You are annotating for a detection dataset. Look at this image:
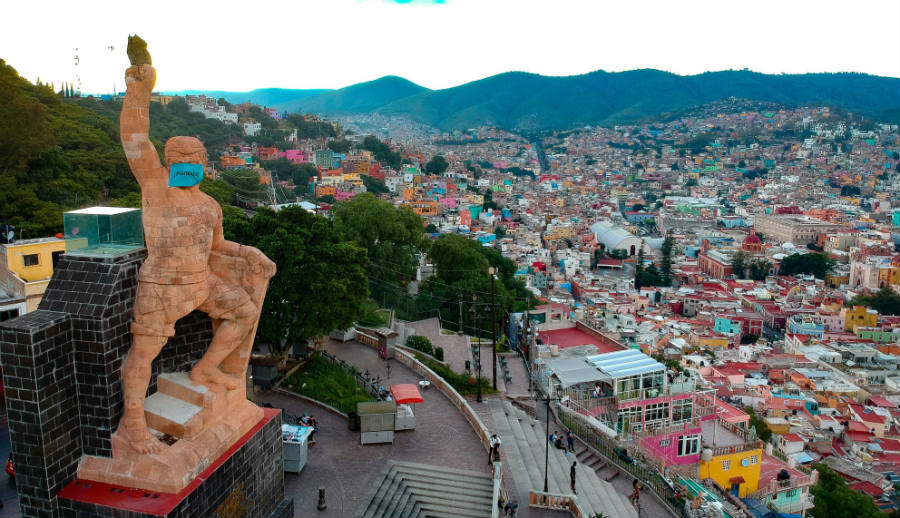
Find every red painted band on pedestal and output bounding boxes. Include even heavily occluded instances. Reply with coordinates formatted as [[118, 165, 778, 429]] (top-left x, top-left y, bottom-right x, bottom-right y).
[[58, 408, 280, 516]]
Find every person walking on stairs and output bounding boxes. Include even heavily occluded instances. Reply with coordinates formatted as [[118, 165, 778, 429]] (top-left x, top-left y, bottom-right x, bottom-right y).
[[570, 460, 577, 494], [630, 478, 642, 513], [566, 430, 575, 452], [489, 434, 502, 465]]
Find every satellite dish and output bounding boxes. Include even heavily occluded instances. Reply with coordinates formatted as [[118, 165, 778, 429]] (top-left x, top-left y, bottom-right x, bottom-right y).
[[0, 223, 14, 244]]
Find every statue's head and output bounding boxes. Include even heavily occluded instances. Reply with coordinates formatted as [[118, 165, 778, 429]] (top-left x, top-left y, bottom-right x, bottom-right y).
[[164, 136, 208, 189]]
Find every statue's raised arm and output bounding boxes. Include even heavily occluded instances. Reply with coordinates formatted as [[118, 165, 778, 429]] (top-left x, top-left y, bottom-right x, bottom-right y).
[[120, 35, 164, 186]]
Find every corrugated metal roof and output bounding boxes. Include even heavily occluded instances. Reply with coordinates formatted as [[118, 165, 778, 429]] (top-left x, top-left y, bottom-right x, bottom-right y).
[[586, 349, 664, 378]]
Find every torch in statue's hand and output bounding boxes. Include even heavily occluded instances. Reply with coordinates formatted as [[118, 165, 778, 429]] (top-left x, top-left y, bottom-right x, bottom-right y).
[[125, 34, 156, 92]]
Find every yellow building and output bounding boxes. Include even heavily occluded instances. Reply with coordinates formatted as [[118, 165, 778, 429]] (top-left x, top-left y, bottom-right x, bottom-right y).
[[699, 446, 762, 497], [0, 237, 67, 312], [825, 272, 849, 288], [841, 305, 878, 333]]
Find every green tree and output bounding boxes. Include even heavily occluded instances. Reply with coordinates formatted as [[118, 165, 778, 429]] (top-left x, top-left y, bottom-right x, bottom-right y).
[[659, 231, 675, 286], [362, 135, 402, 170], [731, 251, 749, 279], [332, 193, 425, 303], [362, 174, 389, 194], [425, 155, 449, 175], [317, 195, 336, 204], [747, 260, 772, 281], [424, 223, 439, 234], [494, 226, 507, 239], [778, 253, 835, 279], [744, 407, 772, 443], [292, 162, 318, 186], [223, 207, 369, 363], [850, 287, 900, 316], [220, 168, 267, 200], [632, 203, 645, 212], [809, 463, 882, 518], [327, 139, 352, 154], [199, 177, 236, 207]]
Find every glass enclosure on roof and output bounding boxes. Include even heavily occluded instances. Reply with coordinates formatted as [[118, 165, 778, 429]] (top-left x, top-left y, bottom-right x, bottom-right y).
[[587, 349, 667, 401], [64, 207, 144, 257]]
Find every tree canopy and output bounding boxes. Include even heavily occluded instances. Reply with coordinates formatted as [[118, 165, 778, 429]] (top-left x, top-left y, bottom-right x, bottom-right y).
[[332, 193, 425, 303], [809, 463, 882, 518], [425, 155, 449, 175], [362, 136, 402, 170], [850, 287, 900, 316], [778, 252, 835, 279], [223, 206, 369, 360]]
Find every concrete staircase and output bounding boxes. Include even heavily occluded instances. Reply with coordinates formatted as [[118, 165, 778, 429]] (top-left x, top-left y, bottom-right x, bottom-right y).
[[488, 399, 637, 518], [356, 461, 495, 518]]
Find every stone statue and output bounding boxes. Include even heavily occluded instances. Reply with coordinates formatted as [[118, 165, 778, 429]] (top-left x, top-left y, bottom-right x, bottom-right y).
[[117, 38, 275, 454]]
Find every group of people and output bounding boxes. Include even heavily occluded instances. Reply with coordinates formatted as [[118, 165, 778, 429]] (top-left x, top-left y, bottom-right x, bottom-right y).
[[488, 428, 643, 512], [548, 430, 575, 453]]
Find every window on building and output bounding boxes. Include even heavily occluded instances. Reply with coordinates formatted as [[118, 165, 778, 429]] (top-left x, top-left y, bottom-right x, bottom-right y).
[[678, 434, 700, 456], [0, 309, 20, 322], [645, 402, 670, 422], [23, 254, 39, 267], [672, 399, 694, 423], [722, 459, 731, 471], [750, 455, 759, 465]]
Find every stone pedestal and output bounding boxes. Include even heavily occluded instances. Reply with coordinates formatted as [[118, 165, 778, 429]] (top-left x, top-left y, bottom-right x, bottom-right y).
[[58, 408, 290, 518], [0, 250, 289, 518]]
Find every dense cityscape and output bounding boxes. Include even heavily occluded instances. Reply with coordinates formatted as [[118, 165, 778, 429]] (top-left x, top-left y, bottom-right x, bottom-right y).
[[1, 10, 899, 518]]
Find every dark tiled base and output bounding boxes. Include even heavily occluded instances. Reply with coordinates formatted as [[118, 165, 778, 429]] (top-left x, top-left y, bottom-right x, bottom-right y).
[[58, 410, 287, 518]]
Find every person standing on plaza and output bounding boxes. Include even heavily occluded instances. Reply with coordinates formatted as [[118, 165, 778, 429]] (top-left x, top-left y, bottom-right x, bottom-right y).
[[566, 430, 575, 452], [570, 460, 577, 494]]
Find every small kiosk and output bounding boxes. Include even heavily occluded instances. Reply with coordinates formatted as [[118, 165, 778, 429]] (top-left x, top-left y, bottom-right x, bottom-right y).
[[390, 384, 423, 431], [358, 401, 397, 445], [281, 423, 313, 473]]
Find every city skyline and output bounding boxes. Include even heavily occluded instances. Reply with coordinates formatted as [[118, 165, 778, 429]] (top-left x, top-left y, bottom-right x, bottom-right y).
[[3, 0, 899, 95]]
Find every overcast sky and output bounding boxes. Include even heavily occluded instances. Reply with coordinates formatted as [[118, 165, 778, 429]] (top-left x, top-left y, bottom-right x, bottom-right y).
[[4, 0, 899, 95]]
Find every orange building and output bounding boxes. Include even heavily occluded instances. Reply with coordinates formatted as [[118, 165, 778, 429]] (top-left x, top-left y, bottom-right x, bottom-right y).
[[315, 185, 337, 198]]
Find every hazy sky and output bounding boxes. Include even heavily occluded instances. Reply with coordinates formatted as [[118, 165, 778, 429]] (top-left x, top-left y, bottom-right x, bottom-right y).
[[4, 0, 899, 94]]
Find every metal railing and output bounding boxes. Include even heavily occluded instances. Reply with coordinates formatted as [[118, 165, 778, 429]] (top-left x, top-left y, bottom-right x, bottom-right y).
[[320, 350, 389, 401], [529, 491, 584, 517], [555, 403, 684, 517]]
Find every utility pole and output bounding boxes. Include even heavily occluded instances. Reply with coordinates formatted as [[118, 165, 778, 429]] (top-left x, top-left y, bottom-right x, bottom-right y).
[[535, 391, 561, 493], [490, 266, 497, 390], [470, 295, 481, 403]]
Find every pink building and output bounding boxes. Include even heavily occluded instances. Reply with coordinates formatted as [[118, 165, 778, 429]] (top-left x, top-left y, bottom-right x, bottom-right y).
[[439, 197, 457, 208], [335, 191, 355, 201], [278, 149, 306, 164]]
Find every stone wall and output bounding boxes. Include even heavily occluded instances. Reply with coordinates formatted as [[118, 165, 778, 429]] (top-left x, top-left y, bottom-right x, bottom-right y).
[[0, 250, 213, 518]]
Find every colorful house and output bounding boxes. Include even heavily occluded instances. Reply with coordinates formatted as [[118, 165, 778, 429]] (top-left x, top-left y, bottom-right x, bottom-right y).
[[0, 237, 67, 312]]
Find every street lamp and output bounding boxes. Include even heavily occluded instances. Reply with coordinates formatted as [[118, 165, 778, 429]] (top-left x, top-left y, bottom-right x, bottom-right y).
[[534, 388, 562, 493], [470, 295, 482, 403], [489, 266, 497, 391]]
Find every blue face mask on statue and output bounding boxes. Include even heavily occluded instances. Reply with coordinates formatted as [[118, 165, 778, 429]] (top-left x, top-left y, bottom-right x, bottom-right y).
[[168, 163, 204, 187]]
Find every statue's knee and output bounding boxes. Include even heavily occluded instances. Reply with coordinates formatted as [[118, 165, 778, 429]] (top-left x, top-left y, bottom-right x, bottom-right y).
[[235, 300, 257, 323]]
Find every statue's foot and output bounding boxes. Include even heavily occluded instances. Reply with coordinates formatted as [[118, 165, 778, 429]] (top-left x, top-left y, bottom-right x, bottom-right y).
[[190, 364, 239, 390], [119, 418, 165, 454]]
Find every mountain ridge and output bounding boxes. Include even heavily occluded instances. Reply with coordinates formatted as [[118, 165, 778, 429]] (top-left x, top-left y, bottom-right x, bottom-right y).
[[169, 69, 900, 129]]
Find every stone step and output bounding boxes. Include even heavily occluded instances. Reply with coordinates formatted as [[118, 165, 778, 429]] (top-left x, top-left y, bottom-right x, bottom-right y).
[[399, 474, 494, 498], [486, 399, 532, 504], [512, 406, 636, 518], [512, 406, 567, 494], [143, 391, 204, 439], [157, 372, 214, 409], [501, 405, 546, 491], [373, 470, 407, 518], [390, 460, 492, 481]]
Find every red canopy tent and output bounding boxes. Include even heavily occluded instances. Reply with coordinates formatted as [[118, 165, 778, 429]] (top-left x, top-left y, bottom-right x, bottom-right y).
[[390, 384, 424, 404], [390, 384, 423, 431]]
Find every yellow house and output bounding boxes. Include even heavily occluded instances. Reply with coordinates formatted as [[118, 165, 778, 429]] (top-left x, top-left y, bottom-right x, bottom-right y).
[[841, 305, 878, 333], [0, 237, 67, 312], [699, 446, 762, 497]]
